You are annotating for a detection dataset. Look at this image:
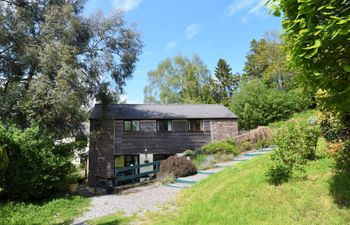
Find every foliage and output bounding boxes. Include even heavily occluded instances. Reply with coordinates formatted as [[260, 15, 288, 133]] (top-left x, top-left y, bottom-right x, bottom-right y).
[[266, 124, 319, 184], [159, 156, 197, 178], [301, 126, 320, 160], [334, 140, 350, 173], [182, 150, 194, 158], [0, 0, 142, 139], [318, 111, 350, 142], [0, 196, 89, 225], [202, 139, 240, 155], [0, 123, 83, 201], [266, 124, 304, 184], [210, 59, 240, 106], [0, 145, 8, 191], [243, 32, 298, 90], [268, 0, 350, 113], [144, 54, 213, 104], [230, 79, 310, 130]]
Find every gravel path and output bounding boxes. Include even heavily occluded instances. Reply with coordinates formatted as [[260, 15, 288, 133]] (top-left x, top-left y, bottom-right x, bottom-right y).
[[72, 184, 180, 224]]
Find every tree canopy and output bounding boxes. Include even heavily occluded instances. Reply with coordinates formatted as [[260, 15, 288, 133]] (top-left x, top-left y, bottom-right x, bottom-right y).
[[144, 54, 212, 104]]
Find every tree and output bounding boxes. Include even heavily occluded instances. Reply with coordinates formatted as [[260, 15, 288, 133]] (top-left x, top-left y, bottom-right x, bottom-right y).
[[144, 54, 213, 104], [268, 0, 350, 113], [211, 59, 240, 106], [230, 79, 310, 130], [0, 0, 143, 138], [243, 32, 297, 90], [0, 0, 142, 200]]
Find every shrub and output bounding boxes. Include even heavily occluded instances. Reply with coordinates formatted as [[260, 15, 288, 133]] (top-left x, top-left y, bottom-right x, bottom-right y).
[[202, 139, 240, 155], [156, 172, 175, 184], [318, 111, 347, 142], [183, 150, 194, 158], [334, 140, 350, 173], [301, 126, 320, 160], [159, 156, 197, 178], [266, 124, 308, 184], [0, 123, 82, 200]]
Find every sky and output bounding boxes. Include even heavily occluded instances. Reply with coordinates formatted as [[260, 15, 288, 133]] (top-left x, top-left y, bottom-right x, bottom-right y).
[[84, 0, 282, 103]]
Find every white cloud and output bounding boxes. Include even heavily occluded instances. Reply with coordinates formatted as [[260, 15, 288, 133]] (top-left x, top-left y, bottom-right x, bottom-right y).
[[185, 24, 201, 39], [248, 0, 267, 15], [228, 0, 268, 16], [228, 0, 254, 15], [113, 0, 142, 12], [165, 41, 177, 51]]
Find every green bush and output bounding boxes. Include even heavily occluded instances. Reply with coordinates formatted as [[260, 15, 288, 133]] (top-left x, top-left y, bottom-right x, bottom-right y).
[[202, 139, 240, 155], [301, 126, 320, 160], [230, 79, 311, 130], [0, 123, 82, 200], [159, 156, 197, 178], [334, 140, 350, 173], [183, 150, 194, 158], [266, 124, 309, 184]]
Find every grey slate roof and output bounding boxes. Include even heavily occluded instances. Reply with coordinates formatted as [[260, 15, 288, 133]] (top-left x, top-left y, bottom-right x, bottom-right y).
[[89, 104, 237, 120]]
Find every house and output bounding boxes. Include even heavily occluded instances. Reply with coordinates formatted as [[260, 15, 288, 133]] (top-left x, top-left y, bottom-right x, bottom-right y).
[[88, 104, 238, 186]]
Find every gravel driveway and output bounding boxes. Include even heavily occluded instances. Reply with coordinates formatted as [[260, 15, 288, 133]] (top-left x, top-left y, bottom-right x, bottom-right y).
[[72, 184, 181, 224]]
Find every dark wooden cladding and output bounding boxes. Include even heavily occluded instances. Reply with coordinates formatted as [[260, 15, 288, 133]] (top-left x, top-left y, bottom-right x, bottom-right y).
[[114, 120, 211, 155]]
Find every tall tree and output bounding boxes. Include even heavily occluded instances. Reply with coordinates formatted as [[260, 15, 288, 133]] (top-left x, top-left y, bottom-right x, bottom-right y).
[[0, 0, 143, 138], [243, 32, 296, 90], [211, 59, 240, 106], [144, 54, 213, 104]]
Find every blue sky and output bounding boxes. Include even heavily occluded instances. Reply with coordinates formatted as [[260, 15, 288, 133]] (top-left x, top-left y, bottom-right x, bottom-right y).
[[84, 0, 281, 103]]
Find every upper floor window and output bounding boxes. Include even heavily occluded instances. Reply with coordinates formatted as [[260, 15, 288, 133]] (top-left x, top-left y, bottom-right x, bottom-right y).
[[157, 120, 172, 132], [123, 120, 140, 132], [188, 120, 203, 131]]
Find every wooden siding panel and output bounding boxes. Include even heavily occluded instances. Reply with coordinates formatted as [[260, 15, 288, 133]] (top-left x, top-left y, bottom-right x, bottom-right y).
[[114, 119, 211, 155]]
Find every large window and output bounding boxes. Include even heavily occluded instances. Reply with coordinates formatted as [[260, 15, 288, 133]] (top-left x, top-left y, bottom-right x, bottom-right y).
[[123, 120, 140, 131], [157, 120, 172, 132], [188, 120, 203, 131]]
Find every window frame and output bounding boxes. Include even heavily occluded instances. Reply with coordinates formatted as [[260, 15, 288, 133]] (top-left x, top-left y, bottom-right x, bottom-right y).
[[188, 119, 203, 132], [156, 120, 173, 132], [123, 120, 140, 132]]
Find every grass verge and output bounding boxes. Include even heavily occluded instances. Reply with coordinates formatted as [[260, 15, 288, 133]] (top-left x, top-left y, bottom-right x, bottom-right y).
[[86, 213, 134, 225], [0, 195, 89, 225]]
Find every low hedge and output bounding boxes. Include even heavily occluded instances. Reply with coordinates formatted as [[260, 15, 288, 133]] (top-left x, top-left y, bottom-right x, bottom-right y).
[[202, 139, 240, 155]]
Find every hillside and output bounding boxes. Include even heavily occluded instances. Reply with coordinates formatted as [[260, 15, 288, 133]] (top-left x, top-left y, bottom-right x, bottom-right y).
[[138, 110, 350, 225]]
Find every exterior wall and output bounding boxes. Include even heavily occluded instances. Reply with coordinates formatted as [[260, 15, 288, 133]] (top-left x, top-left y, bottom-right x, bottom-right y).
[[88, 119, 115, 186], [114, 120, 211, 155], [211, 119, 239, 141]]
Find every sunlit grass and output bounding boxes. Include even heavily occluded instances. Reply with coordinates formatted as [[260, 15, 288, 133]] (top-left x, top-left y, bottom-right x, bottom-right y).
[[0, 196, 90, 225]]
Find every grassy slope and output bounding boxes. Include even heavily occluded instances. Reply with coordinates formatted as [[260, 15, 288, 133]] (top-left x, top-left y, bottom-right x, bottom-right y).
[[0, 196, 89, 225], [138, 110, 350, 225]]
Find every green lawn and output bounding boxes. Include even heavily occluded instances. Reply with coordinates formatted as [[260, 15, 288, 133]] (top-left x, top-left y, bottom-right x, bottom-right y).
[[0, 196, 90, 225], [87, 213, 134, 225], [140, 148, 350, 225]]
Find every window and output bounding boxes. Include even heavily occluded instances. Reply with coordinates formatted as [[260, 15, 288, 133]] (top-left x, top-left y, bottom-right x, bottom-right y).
[[157, 120, 172, 132], [123, 120, 140, 131], [188, 120, 203, 131]]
